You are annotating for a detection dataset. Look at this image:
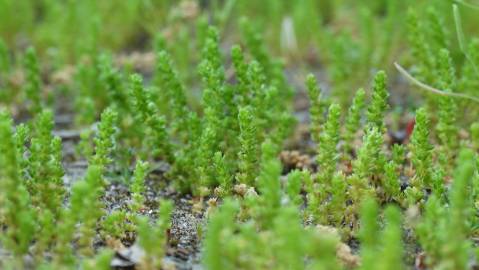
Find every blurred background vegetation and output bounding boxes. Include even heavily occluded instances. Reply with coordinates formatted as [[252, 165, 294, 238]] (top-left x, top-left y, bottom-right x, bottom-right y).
[[2, 1, 475, 65], [1, 0, 479, 118]]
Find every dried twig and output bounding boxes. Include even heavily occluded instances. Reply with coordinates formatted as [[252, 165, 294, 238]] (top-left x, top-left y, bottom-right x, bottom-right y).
[[394, 62, 479, 103], [454, 0, 479, 10]]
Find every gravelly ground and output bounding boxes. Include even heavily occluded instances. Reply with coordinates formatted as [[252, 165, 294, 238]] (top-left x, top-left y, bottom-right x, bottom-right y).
[[58, 126, 205, 269]]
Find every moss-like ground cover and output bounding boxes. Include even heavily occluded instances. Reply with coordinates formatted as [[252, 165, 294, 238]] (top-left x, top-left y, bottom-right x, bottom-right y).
[[1, 1, 479, 269]]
